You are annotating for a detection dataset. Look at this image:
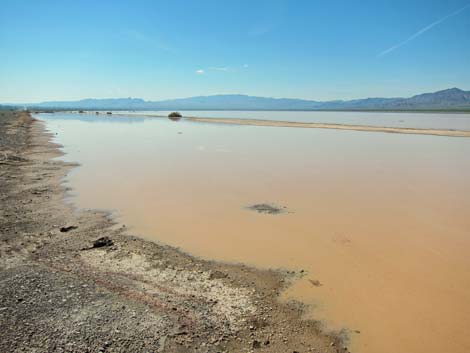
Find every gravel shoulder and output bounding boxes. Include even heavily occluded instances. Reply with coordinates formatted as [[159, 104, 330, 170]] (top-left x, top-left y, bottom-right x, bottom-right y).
[[0, 111, 345, 353]]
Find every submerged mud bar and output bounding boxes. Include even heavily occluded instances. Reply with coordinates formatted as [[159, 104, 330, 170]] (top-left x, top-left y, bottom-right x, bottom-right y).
[[247, 203, 289, 215]]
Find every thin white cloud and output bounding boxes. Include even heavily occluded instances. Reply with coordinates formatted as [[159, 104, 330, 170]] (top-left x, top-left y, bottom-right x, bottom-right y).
[[197, 65, 247, 73], [209, 67, 229, 71], [378, 3, 470, 57]]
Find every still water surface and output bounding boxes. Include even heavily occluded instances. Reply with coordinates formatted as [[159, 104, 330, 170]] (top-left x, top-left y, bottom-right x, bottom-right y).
[[118, 110, 470, 130], [38, 112, 470, 353]]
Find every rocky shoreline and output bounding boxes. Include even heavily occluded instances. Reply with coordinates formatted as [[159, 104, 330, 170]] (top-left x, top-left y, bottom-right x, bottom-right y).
[[0, 111, 345, 353]]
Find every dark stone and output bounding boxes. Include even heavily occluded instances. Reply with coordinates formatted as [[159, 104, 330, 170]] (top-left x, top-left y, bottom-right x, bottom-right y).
[[92, 237, 114, 248], [59, 225, 78, 233]]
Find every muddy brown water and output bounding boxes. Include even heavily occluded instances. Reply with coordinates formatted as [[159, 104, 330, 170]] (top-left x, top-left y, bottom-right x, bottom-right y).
[[38, 112, 470, 353]]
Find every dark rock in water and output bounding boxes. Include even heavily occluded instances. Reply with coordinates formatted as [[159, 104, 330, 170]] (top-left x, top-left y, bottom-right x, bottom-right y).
[[60, 225, 78, 233], [92, 236, 114, 248], [168, 112, 182, 121], [247, 203, 285, 215]]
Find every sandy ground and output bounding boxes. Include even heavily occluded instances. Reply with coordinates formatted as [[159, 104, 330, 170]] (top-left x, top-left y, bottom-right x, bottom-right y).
[[0, 111, 344, 353]]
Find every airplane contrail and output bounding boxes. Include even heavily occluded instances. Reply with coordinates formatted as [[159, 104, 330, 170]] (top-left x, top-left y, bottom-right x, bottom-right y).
[[378, 3, 470, 57]]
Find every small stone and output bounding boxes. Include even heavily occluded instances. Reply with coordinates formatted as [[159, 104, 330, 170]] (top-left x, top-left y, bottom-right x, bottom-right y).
[[92, 236, 113, 248], [60, 225, 78, 232]]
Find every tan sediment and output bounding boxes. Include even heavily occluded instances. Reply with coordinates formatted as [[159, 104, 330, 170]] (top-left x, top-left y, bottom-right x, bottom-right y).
[[185, 116, 470, 137]]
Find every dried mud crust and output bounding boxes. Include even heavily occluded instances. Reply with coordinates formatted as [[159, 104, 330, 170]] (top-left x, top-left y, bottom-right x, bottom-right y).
[[0, 111, 347, 353]]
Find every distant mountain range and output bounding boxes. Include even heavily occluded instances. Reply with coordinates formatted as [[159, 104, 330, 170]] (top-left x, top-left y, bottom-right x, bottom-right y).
[[6, 88, 470, 111]]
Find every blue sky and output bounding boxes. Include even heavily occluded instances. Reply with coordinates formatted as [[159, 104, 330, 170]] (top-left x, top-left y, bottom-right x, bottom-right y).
[[1, 0, 469, 103]]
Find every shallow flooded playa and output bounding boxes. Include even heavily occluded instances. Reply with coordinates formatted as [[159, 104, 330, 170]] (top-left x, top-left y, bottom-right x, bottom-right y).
[[38, 112, 470, 353], [118, 109, 470, 130]]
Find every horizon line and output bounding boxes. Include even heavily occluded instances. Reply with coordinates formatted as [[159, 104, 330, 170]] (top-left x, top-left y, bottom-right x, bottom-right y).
[[1, 87, 467, 106]]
